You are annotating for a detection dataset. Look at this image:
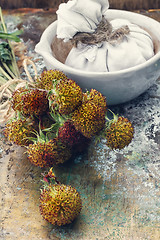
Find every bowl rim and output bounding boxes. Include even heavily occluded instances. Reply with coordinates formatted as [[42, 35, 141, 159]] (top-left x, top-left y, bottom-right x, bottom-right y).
[[36, 9, 160, 77]]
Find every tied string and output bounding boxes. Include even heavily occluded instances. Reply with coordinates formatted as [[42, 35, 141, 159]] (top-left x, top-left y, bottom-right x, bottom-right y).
[[0, 58, 38, 124], [72, 18, 130, 46]]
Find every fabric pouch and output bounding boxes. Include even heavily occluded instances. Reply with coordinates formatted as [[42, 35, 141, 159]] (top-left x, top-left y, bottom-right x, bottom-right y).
[[56, 0, 154, 72]]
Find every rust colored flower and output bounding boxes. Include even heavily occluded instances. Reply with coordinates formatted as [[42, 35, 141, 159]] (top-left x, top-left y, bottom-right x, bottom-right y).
[[12, 88, 49, 117], [4, 118, 37, 146], [58, 120, 89, 147], [36, 69, 68, 90], [22, 88, 49, 117], [27, 138, 72, 167], [39, 183, 82, 226], [11, 87, 28, 112], [105, 116, 134, 150]]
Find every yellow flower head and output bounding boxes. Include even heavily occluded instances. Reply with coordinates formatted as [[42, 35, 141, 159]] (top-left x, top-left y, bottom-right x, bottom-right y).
[[36, 69, 68, 90], [4, 118, 37, 146], [50, 78, 83, 115], [105, 116, 134, 150], [39, 184, 82, 226], [72, 101, 106, 138]]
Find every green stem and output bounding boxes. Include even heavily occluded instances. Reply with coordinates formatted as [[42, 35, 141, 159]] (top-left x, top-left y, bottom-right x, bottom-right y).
[[10, 49, 20, 78], [105, 109, 118, 129], [0, 7, 7, 33], [2, 62, 16, 79], [105, 109, 118, 121], [0, 66, 12, 80]]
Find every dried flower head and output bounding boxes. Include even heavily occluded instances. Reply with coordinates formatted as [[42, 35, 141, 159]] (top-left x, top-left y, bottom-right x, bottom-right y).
[[58, 120, 88, 147], [4, 118, 37, 146], [72, 101, 106, 138], [22, 88, 49, 117], [83, 89, 107, 111], [12, 88, 49, 117], [11, 87, 28, 112], [27, 138, 72, 167], [105, 116, 134, 150], [39, 183, 82, 226], [49, 78, 83, 115], [36, 69, 68, 90]]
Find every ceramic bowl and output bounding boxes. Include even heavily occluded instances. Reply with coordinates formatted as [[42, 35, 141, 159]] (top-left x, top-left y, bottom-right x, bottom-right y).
[[35, 9, 160, 105]]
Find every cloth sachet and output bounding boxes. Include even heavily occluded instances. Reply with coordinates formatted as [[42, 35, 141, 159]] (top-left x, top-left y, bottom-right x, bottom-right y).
[[56, 0, 109, 41], [65, 19, 154, 72], [56, 0, 154, 72]]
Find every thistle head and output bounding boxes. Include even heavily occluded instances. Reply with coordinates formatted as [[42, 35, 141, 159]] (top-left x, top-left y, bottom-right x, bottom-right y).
[[11, 87, 28, 112], [3, 117, 38, 146], [83, 89, 107, 112], [21, 88, 49, 117], [49, 78, 83, 115], [11, 87, 49, 117], [27, 137, 72, 167], [105, 115, 134, 150], [39, 169, 82, 226], [36, 69, 68, 90], [57, 119, 91, 153], [72, 101, 106, 138]]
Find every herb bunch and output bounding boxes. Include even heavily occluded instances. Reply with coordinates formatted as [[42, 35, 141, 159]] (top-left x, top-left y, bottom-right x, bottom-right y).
[[0, 7, 22, 85]]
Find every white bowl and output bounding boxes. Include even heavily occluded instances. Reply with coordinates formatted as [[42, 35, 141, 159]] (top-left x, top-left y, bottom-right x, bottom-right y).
[[35, 9, 160, 105]]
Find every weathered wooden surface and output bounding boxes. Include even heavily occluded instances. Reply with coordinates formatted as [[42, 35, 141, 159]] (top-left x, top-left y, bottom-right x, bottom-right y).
[[0, 9, 160, 240], [1, 0, 160, 10]]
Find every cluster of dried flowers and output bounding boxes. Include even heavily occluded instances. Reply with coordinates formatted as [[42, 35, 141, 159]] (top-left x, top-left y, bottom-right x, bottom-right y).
[[0, 7, 133, 228], [3, 69, 134, 226]]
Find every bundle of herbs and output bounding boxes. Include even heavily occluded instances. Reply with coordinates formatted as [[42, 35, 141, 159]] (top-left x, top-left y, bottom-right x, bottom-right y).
[[0, 7, 22, 85]]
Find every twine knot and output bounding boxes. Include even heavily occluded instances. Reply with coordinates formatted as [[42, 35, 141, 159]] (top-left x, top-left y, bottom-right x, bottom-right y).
[[72, 18, 130, 46]]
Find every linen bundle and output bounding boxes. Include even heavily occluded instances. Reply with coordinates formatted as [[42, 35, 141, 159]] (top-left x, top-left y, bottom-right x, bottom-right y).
[[56, 0, 154, 72]]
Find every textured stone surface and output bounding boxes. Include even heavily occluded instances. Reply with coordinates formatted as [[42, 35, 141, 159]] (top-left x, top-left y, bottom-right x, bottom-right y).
[[0, 8, 160, 240]]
